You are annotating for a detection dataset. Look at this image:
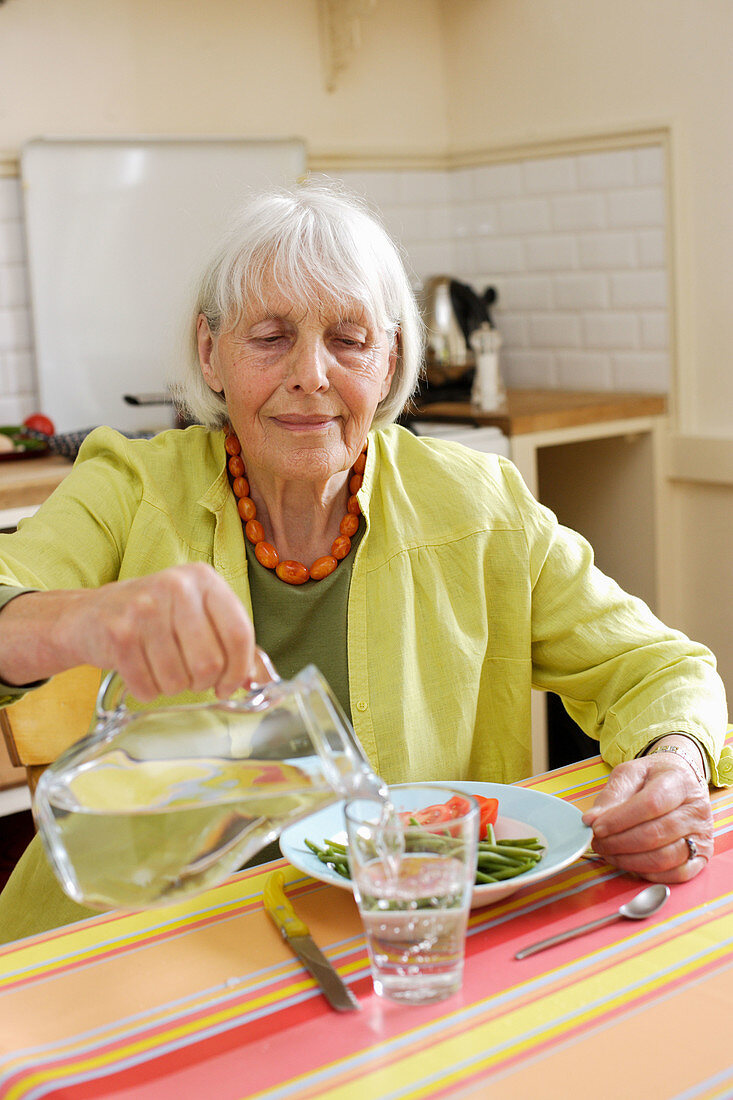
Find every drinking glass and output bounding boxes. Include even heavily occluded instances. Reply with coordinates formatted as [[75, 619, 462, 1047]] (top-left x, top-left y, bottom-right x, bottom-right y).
[[345, 784, 479, 1005]]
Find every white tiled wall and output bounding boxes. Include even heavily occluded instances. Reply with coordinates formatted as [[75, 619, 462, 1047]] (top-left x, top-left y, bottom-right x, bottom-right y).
[[337, 144, 670, 393], [0, 177, 36, 423], [0, 145, 669, 415]]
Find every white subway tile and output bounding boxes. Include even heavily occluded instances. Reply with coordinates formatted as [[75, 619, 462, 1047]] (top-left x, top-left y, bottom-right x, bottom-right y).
[[0, 394, 37, 422], [452, 201, 497, 238], [498, 197, 552, 235], [450, 169, 475, 203], [583, 311, 640, 349], [398, 170, 451, 204], [551, 194, 607, 231], [3, 349, 36, 394], [524, 235, 577, 271], [0, 308, 32, 352], [425, 206, 456, 240], [405, 241, 456, 278], [472, 162, 523, 200], [640, 311, 669, 349], [577, 150, 635, 190], [611, 352, 670, 391], [0, 221, 25, 265], [607, 187, 665, 228], [495, 275, 553, 311], [0, 179, 22, 221], [637, 228, 666, 267], [552, 274, 609, 310], [522, 156, 577, 194], [500, 349, 556, 388], [336, 170, 403, 207], [0, 264, 29, 308], [610, 270, 668, 308], [453, 239, 477, 273], [578, 231, 637, 270], [555, 351, 613, 389], [474, 237, 525, 274], [381, 205, 428, 242], [496, 315, 530, 348], [634, 145, 665, 185], [528, 313, 582, 348]]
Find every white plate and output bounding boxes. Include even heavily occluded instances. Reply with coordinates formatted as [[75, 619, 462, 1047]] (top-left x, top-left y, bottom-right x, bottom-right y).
[[280, 781, 593, 909]]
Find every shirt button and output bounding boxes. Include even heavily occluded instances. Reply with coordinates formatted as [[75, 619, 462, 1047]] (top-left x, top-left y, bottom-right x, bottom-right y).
[[356, 700, 368, 712]]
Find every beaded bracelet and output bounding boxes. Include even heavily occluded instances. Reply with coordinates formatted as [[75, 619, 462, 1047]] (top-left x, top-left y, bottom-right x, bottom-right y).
[[645, 743, 706, 786]]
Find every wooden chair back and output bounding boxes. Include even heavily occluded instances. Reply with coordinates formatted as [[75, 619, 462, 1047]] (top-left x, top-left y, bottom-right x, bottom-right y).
[[0, 665, 102, 795]]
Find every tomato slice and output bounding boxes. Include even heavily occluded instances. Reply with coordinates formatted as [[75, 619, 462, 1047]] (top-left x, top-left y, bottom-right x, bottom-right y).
[[398, 794, 497, 837], [474, 795, 499, 838], [398, 803, 454, 828], [444, 795, 472, 818]]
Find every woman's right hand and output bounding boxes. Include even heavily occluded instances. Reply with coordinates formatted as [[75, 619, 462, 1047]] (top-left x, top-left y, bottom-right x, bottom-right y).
[[1, 564, 260, 702]]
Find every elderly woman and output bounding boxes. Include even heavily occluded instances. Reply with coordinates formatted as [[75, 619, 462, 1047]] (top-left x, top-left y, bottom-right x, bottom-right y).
[[0, 182, 729, 942]]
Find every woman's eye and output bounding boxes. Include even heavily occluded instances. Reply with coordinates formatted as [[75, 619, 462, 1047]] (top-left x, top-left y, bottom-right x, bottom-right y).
[[334, 333, 365, 348], [253, 332, 287, 345]]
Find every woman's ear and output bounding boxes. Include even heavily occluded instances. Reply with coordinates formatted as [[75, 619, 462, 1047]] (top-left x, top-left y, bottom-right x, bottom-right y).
[[197, 314, 224, 393], [380, 327, 399, 400]]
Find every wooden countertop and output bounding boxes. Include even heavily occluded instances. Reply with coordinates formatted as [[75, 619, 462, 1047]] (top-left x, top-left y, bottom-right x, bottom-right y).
[[0, 454, 73, 511], [0, 390, 669, 512], [409, 389, 667, 436]]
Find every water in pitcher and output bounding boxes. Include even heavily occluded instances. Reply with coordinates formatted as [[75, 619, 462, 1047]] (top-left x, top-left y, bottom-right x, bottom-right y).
[[41, 756, 340, 909], [34, 665, 386, 911]]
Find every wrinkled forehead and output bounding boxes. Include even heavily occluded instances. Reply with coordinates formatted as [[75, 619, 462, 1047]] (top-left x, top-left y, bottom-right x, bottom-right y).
[[241, 291, 374, 331]]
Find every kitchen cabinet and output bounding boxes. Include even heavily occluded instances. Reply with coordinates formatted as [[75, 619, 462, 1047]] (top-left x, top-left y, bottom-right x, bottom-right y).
[[409, 389, 669, 773]]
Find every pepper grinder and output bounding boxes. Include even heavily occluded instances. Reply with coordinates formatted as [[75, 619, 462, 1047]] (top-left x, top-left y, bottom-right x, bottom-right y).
[[469, 324, 505, 412]]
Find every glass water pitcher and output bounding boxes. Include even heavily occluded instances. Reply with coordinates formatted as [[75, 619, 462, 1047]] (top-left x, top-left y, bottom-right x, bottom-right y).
[[33, 655, 384, 911]]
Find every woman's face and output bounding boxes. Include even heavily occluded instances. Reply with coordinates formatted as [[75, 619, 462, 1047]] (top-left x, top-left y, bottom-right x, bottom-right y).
[[198, 281, 397, 485]]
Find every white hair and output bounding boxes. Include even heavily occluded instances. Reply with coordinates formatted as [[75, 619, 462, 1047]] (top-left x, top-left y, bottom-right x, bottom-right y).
[[172, 179, 424, 429]]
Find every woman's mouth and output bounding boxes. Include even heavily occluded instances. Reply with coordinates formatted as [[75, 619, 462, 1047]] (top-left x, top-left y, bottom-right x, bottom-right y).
[[273, 415, 337, 432]]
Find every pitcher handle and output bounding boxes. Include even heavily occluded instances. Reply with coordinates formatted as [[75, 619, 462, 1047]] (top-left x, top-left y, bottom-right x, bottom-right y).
[[95, 646, 281, 721]]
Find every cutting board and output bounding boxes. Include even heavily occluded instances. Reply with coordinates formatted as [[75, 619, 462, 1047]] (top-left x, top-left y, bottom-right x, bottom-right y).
[[21, 138, 306, 434]]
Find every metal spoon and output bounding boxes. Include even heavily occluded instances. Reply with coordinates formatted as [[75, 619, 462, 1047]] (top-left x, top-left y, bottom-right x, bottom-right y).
[[515, 883, 670, 959]]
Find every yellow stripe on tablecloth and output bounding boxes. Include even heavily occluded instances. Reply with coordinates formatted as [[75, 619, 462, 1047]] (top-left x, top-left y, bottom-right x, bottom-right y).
[[264, 912, 733, 1100], [525, 758, 610, 795], [2, 967, 325, 1100], [466, 863, 601, 931], [0, 863, 285, 989]]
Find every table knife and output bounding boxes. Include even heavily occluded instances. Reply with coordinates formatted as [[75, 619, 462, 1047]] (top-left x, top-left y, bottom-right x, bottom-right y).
[[264, 870, 360, 1012]]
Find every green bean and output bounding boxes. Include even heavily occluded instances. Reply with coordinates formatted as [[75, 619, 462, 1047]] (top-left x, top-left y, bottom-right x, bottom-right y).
[[306, 830, 546, 887], [478, 843, 543, 862]]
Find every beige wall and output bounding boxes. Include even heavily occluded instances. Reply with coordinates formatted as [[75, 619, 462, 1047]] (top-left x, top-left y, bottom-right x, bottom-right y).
[[438, 0, 733, 701], [0, 0, 448, 156]]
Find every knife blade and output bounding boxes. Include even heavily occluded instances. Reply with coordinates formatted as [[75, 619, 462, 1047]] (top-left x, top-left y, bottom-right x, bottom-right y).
[[264, 870, 360, 1012]]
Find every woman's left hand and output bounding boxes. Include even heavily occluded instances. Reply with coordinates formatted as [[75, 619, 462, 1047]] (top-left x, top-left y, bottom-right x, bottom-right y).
[[582, 754, 713, 882]]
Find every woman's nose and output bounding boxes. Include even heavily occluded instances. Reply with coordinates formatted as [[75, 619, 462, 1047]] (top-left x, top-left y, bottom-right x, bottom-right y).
[[286, 337, 330, 393]]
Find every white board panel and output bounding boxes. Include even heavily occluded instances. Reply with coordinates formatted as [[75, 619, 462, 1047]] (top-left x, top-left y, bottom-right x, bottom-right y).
[[22, 138, 306, 433]]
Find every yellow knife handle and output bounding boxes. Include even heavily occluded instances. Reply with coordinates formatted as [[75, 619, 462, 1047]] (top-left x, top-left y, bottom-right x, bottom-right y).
[[264, 870, 310, 939]]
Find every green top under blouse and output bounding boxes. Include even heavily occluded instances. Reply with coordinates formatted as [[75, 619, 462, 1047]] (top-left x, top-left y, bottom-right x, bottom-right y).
[[243, 522, 364, 722]]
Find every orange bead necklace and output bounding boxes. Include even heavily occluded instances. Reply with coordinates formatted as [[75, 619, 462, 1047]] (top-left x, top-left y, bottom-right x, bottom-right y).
[[224, 430, 365, 586]]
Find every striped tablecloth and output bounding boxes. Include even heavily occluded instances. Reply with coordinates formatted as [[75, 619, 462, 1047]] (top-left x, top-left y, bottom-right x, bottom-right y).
[[1, 736, 732, 1100]]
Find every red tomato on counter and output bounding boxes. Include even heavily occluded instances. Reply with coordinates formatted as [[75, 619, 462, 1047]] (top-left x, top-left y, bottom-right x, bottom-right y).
[[23, 414, 55, 436]]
